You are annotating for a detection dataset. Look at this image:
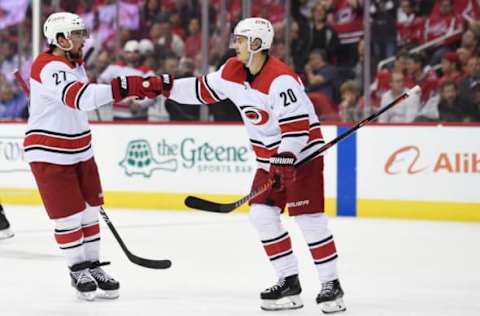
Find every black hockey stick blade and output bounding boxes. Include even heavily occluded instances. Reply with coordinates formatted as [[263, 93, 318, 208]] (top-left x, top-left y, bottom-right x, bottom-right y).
[[99, 208, 171, 269], [185, 86, 420, 214], [185, 179, 275, 213]]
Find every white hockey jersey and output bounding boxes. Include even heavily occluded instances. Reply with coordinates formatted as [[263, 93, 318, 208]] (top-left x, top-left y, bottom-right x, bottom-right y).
[[169, 56, 325, 170], [24, 52, 113, 165]]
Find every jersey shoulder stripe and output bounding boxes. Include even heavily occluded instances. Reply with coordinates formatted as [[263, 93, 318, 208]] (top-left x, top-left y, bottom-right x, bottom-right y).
[[252, 57, 301, 94], [220, 57, 301, 94], [31, 52, 75, 83], [220, 58, 247, 84]]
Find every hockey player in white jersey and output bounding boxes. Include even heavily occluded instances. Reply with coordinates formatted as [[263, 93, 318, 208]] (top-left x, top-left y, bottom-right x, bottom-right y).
[[24, 12, 171, 301], [167, 17, 346, 314]]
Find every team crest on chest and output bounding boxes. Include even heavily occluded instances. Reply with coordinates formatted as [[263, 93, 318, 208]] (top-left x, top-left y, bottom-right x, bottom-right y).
[[240, 105, 270, 125]]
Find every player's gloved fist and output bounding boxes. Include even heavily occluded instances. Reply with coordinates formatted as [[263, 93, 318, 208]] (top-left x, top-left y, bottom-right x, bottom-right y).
[[269, 152, 296, 191], [144, 74, 173, 98], [111, 75, 173, 102]]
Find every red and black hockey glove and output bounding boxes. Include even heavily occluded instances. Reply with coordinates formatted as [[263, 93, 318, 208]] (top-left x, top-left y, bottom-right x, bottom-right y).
[[269, 152, 296, 191], [111, 75, 173, 103]]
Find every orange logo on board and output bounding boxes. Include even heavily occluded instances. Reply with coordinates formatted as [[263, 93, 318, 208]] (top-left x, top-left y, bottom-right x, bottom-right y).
[[384, 146, 480, 175]]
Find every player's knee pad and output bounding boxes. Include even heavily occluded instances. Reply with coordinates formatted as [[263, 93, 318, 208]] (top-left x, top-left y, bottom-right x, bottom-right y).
[[54, 211, 83, 230], [82, 204, 100, 226], [249, 203, 283, 233], [294, 213, 330, 239]]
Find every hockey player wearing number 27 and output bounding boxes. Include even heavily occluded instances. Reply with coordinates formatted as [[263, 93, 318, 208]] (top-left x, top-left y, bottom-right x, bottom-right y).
[[168, 17, 346, 314], [23, 12, 171, 301]]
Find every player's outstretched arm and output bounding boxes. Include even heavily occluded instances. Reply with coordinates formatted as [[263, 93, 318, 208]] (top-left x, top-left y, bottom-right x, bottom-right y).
[[168, 69, 226, 105]]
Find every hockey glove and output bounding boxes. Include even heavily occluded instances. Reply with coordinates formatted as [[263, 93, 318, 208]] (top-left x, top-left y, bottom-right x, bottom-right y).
[[111, 75, 173, 103], [269, 152, 296, 191]]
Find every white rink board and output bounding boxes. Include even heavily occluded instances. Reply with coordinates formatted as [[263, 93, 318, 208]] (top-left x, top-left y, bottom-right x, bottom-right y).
[[0, 123, 337, 197], [357, 126, 480, 202]]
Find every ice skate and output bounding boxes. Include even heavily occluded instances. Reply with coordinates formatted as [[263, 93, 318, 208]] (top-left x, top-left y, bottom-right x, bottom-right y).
[[0, 205, 14, 240], [70, 261, 97, 301], [89, 261, 120, 299], [316, 279, 346, 314], [260, 274, 303, 311]]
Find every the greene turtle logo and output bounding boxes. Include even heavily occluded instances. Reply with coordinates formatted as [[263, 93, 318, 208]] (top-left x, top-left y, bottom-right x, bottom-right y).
[[119, 140, 177, 177]]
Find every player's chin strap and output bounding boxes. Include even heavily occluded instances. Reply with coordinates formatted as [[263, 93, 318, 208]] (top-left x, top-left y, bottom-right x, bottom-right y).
[[246, 37, 263, 68], [57, 39, 74, 52]]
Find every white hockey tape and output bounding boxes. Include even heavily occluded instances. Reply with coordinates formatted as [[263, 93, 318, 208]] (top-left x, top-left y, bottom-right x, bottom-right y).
[[409, 85, 421, 96]]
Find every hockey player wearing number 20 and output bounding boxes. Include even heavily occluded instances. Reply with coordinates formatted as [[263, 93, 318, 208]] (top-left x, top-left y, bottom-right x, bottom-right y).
[[24, 12, 171, 301], [168, 17, 346, 313]]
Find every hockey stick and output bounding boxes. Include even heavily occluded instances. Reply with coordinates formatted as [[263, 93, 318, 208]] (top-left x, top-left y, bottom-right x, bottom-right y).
[[185, 85, 421, 213], [14, 71, 171, 269], [99, 207, 171, 269]]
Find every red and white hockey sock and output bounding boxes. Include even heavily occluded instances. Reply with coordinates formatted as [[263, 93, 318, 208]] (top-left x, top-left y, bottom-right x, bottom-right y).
[[54, 212, 85, 266], [250, 204, 298, 278], [81, 205, 101, 262], [295, 213, 338, 282]]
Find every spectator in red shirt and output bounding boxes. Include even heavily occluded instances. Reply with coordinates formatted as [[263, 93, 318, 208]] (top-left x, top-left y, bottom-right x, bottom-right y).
[[396, 0, 423, 47], [184, 17, 201, 59], [370, 50, 411, 108], [438, 51, 464, 87], [406, 52, 439, 105], [423, 0, 463, 64], [326, 0, 364, 66]]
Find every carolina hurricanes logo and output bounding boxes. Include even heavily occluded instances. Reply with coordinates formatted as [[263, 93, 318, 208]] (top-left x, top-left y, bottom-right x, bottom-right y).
[[241, 106, 269, 125]]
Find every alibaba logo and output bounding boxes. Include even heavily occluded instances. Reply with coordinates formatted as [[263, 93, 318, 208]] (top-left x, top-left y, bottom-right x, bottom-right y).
[[384, 146, 428, 175]]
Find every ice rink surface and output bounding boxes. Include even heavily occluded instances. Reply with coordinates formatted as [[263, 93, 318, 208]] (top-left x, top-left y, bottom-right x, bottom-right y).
[[1, 205, 479, 316]]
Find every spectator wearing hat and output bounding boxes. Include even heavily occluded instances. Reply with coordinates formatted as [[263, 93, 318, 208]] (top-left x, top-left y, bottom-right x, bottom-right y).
[[138, 38, 156, 71], [406, 52, 438, 105], [438, 51, 464, 87]]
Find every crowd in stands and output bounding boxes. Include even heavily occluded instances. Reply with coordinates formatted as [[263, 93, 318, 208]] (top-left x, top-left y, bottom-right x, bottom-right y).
[[0, 0, 479, 123]]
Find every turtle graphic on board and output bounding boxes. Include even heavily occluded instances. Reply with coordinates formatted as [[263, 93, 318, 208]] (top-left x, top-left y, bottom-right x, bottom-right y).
[[119, 140, 177, 177]]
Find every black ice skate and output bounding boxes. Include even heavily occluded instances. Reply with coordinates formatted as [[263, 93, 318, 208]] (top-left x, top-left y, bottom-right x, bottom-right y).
[[89, 261, 120, 299], [316, 279, 347, 314], [260, 274, 303, 311], [0, 205, 14, 240], [69, 261, 97, 301]]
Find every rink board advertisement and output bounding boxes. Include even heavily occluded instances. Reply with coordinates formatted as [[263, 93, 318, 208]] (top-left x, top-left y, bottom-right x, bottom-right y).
[[1, 122, 478, 220], [0, 123, 337, 213], [356, 125, 480, 221]]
